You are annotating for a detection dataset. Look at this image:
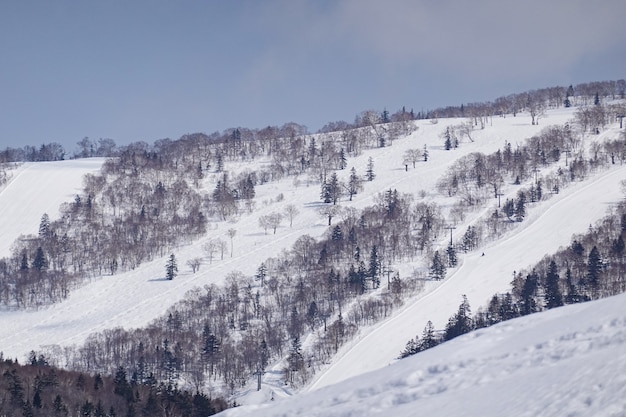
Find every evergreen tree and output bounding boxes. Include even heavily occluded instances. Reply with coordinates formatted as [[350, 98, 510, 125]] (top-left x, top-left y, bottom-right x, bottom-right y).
[[347, 167, 360, 201], [320, 179, 332, 203], [338, 148, 347, 170], [430, 251, 446, 280], [331, 225, 343, 241], [444, 295, 473, 341], [544, 260, 563, 309], [499, 292, 519, 321], [400, 336, 419, 358], [366, 157, 375, 181], [564, 267, 584, 304], [420, 320, 439, 350], [327, 172, 341, 205], [502, 198, 515, 220], [382, 108, 389, 123], [20, 253, 29, 271], [287, 337, 304, 377], [587, 246, 602, 297], [519, 271, 539, 315], [612, 234, 625, 256], [444, 127, 452, 150], [446, 243, 457, 267], [368, 245, 380, 288], [38, 213, 51, 240], [165, 254, 178, 280], [32, 247, 47, 271], [515, 190, 526, 222], [462, 226, 478, 252]]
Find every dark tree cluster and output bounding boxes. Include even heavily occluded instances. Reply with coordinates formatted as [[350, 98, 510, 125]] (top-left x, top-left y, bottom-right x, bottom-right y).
[[0, 352, 226, 417]]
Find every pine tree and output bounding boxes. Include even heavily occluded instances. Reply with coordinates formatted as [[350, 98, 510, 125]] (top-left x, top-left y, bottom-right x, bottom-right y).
[[328, 172, 341, 204], [444, 295, 473, 341], [519, 271, 538, 315], [38, 213, 51, 240], [320, 179, 332, 203], [382, 108, 389, 123], [369, 245, 380, 288], [339, 148, 347, 170], [515, 190, 526, 222], [348, 167, 360, 201], [165, 254, 178, 280], [331, 225, 343, 241], [32, 247, 47, 271], [420, 320, 439, 350], [446, 243, 457, 267], [587, 246, 602, 297], [564, 96, 571, 108], [430, 251, 446, 280], [366, 157, 375, 181], [544, 260, 563, 309]]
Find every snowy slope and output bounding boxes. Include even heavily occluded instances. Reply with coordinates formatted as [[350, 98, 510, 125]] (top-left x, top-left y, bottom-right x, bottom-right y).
[[0, 105, 624, 417], [219, 291, 626, 417], [0, 111, 575, 360], [308, 163, 626, 390], [0, 159, 105, 258]]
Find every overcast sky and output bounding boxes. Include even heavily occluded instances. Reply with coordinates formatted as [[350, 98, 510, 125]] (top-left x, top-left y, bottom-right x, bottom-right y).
[[1, 0, 625, 151]]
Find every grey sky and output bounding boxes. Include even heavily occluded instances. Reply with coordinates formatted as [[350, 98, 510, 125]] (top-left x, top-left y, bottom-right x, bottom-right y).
[[1, 0, 624, 151]]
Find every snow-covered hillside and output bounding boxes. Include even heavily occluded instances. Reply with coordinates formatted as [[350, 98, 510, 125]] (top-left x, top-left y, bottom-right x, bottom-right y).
[[1, 105, 625, 415], [219, 291, 626, 417], [308, 163, 626, 390], [0, 159, 105, 258]]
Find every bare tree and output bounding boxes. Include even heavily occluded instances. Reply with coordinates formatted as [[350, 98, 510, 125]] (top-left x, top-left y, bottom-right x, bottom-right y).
[[403, 149, 422, 169], [259, 215, 271, 235], [227, 228, 237, 257], [187, 258, 202, 273], [267, 212, 283, 234], [202, 240, 218, 264], [527, 90, 547, 125], [318, 205, 341, 226], [284, 204, 300, 228]]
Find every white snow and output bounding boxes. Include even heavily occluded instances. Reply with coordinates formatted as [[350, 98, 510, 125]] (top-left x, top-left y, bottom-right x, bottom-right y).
[[1, 106, 625, 416]]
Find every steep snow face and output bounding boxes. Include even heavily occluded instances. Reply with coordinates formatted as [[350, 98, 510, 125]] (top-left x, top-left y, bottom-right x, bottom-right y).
[[0, 159, 105, 258], [218, 291, 626, 417]]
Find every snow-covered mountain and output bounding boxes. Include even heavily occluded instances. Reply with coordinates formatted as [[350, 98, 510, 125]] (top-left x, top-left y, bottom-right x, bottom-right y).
[[1, 103, 625, 416]]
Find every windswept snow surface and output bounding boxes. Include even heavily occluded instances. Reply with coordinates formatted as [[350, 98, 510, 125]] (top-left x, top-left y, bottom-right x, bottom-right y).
[[219, 292, 626, 417]]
